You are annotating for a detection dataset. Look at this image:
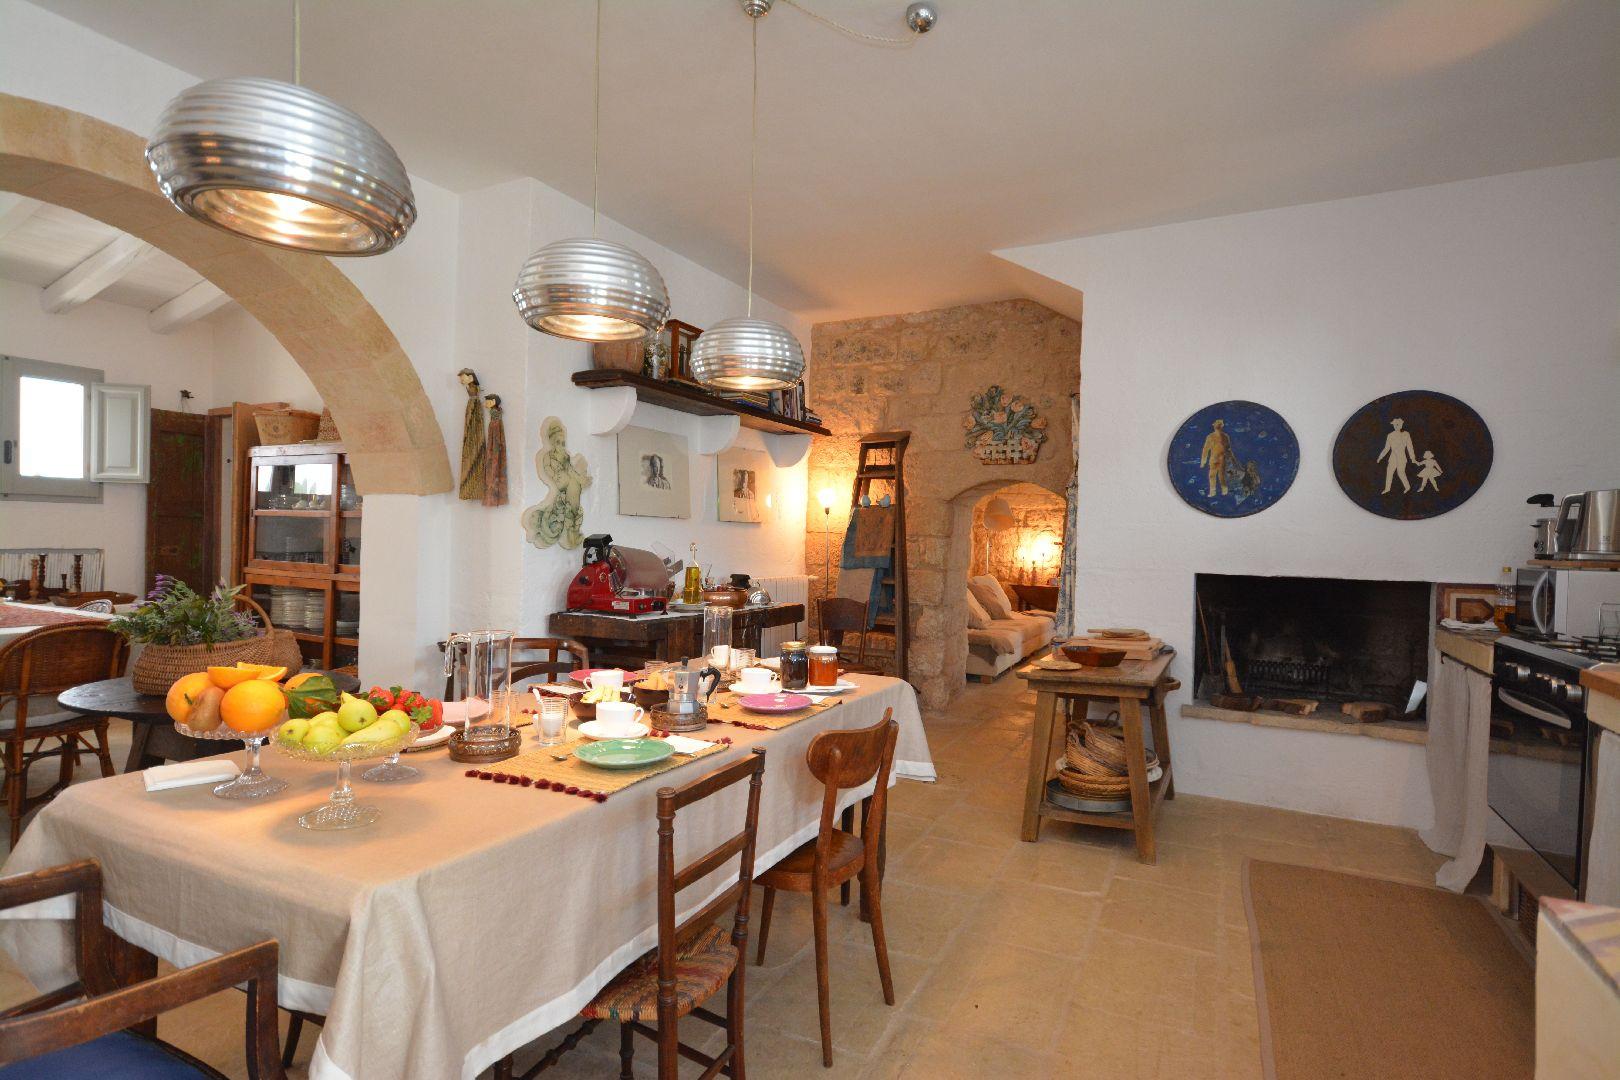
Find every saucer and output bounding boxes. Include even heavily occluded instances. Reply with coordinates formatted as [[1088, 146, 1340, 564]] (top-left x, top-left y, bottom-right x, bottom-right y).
[[730, 679, 783, 696], [737, 693, 813, 714], [578, 719, 649, 741]]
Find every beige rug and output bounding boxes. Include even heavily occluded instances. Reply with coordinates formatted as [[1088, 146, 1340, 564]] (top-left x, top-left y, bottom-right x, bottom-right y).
[[1244, 860, 1534, 1080]]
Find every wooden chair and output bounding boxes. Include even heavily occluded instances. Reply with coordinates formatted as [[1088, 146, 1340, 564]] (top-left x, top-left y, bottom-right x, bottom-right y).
[[494, 748, 766, 1080], [0, 859, 284, 1079], [815, 597, 882, 675], [73, 599, 115, 614], [0, 624, 128, 846], [754, 711, 898, 1067]]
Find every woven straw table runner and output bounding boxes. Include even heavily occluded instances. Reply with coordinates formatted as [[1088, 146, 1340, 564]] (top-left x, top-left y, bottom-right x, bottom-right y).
[[462, 730, 727, 801], [705, 691, 845, 732]]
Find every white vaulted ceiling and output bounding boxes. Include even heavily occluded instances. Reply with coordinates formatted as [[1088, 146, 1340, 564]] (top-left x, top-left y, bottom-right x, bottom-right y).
[[0, 196, 236, 329], [26, 0, 1620, 322]]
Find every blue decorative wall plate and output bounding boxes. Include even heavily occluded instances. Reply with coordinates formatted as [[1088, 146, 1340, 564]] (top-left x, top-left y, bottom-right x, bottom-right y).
[[1167, 401, 1300, 518]]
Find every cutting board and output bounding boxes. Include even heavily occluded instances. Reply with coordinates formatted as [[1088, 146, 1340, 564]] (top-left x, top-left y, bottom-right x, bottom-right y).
[[1062, 635, 1165, 661]]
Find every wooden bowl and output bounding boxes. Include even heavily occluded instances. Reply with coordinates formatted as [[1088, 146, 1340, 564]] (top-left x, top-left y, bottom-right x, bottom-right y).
[[632, 685, 669, 709], [570, 698, 597, 720], [1060, 644, 1127, 667]]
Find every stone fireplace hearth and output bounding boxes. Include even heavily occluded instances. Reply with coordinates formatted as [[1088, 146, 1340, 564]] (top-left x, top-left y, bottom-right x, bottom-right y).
[[807, 299, 1081, 708], [1192, 574, 1431, 730]]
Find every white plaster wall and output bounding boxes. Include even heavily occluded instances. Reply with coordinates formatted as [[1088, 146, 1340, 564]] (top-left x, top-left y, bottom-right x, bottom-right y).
[[209, 308, 320, 412], [998, 158, 1620, 826], [0, 279, 217, 594]]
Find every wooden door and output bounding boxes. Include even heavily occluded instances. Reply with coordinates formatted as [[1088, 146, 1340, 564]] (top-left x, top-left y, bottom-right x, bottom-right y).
[[145, 409, 219, 595]]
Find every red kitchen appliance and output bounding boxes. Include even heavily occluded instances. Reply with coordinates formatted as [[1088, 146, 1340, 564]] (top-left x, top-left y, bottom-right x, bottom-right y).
[[566, 534, 675, 614]]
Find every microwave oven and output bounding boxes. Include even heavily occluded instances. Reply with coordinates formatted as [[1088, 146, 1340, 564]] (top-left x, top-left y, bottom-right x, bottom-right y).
[[1515, 567, 1620, 638]]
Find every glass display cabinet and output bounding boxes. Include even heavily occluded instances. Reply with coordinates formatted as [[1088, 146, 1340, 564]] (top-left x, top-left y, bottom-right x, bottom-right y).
[[242, 442, 361, 673]]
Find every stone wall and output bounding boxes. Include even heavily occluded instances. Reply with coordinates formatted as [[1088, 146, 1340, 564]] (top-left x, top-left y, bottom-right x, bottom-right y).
[[970, 483, 1067, 583], [807, 299, 1080, 708]]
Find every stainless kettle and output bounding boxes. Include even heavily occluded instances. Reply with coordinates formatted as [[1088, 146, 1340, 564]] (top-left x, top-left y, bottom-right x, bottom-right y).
[[1555, 489, 1620, 560]]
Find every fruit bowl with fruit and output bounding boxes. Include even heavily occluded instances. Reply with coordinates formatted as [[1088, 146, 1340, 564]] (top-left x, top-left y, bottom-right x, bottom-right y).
[[272, 691, 420, 830], [165, 663, 306, 799]]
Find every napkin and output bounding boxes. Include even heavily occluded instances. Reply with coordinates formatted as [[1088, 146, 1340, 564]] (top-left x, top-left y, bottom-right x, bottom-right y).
[[144, 760, 240, 792], [660, 735, 717, 755]]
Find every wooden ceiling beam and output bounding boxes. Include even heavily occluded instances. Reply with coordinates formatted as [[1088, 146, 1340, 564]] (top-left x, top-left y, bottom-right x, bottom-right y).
[[148, 279, 232, 334], [40, 233, 151, 314]]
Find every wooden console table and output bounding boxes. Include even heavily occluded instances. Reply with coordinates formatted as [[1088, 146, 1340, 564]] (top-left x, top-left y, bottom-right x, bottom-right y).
[[1016, 650, 1176, 862], [548, 603, 805, 667]]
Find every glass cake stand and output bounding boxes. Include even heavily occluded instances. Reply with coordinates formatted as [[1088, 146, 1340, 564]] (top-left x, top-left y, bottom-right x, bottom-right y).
[[173, 722, 287, 800], [272, 723, 419, 830]]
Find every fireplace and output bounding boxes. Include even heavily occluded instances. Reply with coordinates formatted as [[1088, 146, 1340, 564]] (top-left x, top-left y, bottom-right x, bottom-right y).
[[1194, 574, 1431, 721]]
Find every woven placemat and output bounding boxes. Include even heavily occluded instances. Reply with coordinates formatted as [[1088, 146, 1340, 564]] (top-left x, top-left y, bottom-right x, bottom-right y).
[[705, 691, 844, 732], [462, 730, 728, 800]]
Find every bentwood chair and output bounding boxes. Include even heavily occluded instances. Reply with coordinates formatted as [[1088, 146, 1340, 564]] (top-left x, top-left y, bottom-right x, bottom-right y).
[[0, 624, 128, 846], [0, 859, 285, 1079], [754, 711, 898, 1067], [494, 748, 767, 1080], [815, 598, 883, 675]]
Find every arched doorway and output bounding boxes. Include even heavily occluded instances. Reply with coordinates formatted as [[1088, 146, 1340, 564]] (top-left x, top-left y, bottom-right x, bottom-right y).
[[0, 92, 451, 495]]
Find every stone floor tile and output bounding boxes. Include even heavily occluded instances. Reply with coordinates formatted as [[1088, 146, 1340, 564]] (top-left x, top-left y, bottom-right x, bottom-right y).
[[1097, 876, 1221, 954]]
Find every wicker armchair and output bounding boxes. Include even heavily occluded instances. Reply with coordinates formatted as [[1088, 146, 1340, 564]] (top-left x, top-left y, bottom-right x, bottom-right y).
[[0, 624, 129, 846]]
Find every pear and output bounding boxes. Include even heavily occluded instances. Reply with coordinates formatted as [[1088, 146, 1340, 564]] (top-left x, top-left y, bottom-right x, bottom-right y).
[[336, 694, 378, 733], [377, 709, 411, 734], [305, 724, 345, 754], [342, 718, 407, 746], [187, 685, 226, 732], [277, 718, 311, 745]]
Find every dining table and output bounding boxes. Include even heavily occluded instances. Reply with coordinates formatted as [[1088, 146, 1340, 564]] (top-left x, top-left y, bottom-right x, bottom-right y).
[[0, 673, 933, 1080], [0, 600, 115, 645]]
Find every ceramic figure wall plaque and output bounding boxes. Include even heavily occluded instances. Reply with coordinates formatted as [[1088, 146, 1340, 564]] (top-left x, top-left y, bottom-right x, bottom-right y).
[[1167, 401, 1299, 518], [964, 385, 1047, 464], [616, 426, 690, 519], [522, 416, 591, 549], [717, 446, 767, 524], [1332, 390, 1491, 520]]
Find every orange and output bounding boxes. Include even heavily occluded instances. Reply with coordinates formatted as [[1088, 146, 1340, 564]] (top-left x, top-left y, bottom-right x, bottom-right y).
[[208, 666, 261, 689], [236, 663, 289, 682], [219, 679, 288, 733], [165, 671, 215, 724], [284, 671, 321, 690]]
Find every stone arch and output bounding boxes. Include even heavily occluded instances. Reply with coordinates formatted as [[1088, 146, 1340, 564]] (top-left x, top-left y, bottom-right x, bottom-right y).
[[0, 93, 452, 495]]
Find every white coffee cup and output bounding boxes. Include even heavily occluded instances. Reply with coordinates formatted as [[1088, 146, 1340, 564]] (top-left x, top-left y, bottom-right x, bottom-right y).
[[594, 700, 645, 737], [735, 667, 776, 694], [584, 669, 625, 694]]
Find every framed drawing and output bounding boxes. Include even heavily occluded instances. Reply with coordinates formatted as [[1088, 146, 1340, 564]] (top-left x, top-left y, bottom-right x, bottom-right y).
[[1434, 582, 1498, 625], [616, 426, 689, 519], [1166, 400, 1299, 518], [1333, 390, 1492, 520], [717, 447, 767, 524]]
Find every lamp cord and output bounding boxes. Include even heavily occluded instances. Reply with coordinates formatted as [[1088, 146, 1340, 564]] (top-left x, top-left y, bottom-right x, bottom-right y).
[[591, 0, 601, 237], [781, 0, 919, 48], [292, 0, 301, 85], [746, 16, 757, 318]]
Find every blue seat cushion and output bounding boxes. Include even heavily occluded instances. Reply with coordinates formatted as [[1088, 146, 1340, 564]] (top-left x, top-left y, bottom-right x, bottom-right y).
[[0, 1030, 210, 1078]]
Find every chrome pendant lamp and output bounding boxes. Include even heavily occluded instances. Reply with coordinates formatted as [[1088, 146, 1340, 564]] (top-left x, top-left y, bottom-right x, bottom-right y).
[[145, 1, 415, 256], [513, 1, 670, 342], [690, 5, 805, 392]]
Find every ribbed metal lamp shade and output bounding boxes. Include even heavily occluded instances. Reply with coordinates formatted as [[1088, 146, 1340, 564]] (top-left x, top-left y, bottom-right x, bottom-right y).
[[512, 238, 671, 342], [146, 77, 415, 256], [690, 317, 805, 391]]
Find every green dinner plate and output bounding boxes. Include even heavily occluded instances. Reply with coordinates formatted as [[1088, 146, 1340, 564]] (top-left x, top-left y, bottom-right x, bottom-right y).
[[573, 738, 674, 770]]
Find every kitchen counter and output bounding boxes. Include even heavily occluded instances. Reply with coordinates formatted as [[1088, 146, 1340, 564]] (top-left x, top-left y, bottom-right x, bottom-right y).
[[1434, 625, 1498, 675], [1579, 664, 1620, 737], [1536, 898, 1620, 1079]]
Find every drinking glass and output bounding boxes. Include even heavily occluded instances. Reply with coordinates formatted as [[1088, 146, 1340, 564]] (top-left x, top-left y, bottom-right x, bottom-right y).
[[1600, 603, 1620, 641], [703, 605, 734, 670], [537, 697, 568, 747], [730, 647, 756, 677]]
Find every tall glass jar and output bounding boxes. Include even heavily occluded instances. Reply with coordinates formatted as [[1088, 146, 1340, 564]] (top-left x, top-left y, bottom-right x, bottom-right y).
[[443, 629, 514, 743], [702, 605, 734, 670]]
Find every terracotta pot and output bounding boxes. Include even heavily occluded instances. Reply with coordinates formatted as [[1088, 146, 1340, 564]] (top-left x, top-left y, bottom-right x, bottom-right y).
[[701, 585, 748, 609], [1059, 643, 1126, 668]]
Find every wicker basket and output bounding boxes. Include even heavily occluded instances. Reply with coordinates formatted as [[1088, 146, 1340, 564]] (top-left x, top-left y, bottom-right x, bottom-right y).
[[1056, 768, 1132, 798], [254, 409, 320, 445], [1082, 722, 1129, 771], [1064, 730, 1124, 777], [127, 597, 302, 694]]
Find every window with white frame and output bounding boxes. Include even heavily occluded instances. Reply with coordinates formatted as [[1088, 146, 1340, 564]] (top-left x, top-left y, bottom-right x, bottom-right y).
[[1, 355, 103, 501]]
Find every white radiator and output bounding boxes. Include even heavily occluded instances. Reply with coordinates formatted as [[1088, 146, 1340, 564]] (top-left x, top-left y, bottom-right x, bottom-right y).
[[755, 574, 810, 657]]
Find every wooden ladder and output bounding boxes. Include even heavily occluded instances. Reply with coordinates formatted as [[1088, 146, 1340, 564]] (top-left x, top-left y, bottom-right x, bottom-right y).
[[849, 431, 911, 680]]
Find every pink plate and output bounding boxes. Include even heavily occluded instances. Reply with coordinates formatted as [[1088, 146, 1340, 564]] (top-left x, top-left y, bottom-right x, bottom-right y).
[[568, 668, 647, 685], [737, 692, 813, 714]]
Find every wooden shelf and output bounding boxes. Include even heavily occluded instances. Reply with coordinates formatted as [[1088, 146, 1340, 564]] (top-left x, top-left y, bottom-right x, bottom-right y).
[[571, 369, 830, 437], [1530, 557, 1620, 571], [252, 508, 331, 518]]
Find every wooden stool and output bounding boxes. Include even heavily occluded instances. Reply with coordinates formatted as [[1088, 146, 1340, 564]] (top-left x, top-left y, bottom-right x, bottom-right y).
[[1017, 654, 1177, 863]]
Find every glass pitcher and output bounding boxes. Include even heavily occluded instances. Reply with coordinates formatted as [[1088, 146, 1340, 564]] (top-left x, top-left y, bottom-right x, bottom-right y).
[[703, 605, 735, 671], [442, 629, 514, 743]]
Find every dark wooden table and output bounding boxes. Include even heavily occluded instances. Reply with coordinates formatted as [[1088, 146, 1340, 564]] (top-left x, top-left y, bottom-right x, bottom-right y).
[[548, 603, 806, 668], [1016, 650, 1176, 862], [57, 672, 359, 773]]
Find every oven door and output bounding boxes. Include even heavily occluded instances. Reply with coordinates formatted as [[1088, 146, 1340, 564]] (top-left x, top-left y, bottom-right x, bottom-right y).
[[1487, 683, 1589, 891]]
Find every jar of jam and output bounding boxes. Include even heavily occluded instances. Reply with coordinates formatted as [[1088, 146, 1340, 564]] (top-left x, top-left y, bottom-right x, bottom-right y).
[[808, 645, 840, 689], [779, 641, 809, 691]]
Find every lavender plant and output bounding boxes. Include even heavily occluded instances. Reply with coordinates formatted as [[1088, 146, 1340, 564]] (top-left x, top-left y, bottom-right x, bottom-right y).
[[109, 576, 260, 646]]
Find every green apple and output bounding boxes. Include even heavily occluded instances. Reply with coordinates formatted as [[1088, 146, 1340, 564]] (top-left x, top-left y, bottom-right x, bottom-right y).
[[336, 694, 378, 733], [277, 718, 311, 745]]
